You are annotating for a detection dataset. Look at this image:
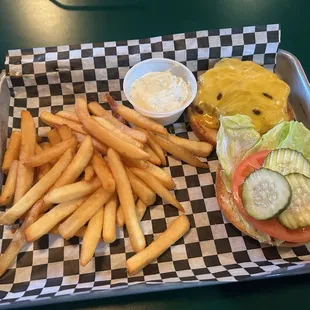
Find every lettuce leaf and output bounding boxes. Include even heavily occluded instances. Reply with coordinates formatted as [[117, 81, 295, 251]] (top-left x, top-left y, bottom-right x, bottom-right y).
[[216, 115, 260, 191], [216, 115, 310, 191]]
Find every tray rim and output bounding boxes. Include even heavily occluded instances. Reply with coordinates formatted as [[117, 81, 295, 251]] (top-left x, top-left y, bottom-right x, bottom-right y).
[[1, 48, 310, 309]]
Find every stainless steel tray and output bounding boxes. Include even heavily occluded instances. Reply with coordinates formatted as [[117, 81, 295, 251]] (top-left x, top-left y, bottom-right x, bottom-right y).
[[1, 49, 310, 309]]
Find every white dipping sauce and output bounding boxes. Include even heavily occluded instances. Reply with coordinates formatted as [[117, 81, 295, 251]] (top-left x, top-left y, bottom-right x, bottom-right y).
[[130, 71, 191, 113]]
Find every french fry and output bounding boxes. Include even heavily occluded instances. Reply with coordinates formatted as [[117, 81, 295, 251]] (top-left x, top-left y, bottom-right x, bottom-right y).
[[58, 125, 76, 154], [88, 101, 147, 143], [72, 131, 108, 155], [14, 111, 36, 204], [40, 142, 51, 151], [116, 204, 125, 228], [136, 199, 148, 222], [153, 134, 209, 168], [105, 93, 125, 122], [130, 167, 184, 213], [35, 144, 51, 180], [2, 131, 21, 174], [144, 162, 176, 190], [102, 193, 117, 243], [125, 167, 156, 206], [24, 137, 76, 167], [56, 110, 80, 123], [92, 152, 115, 193], [53, 135, 93, 188], [117, 198, 148, 227], [121, 156, 148, 169], [75, 98, 149, 160], [147, 130, 167, 166], [25, 198, 86, 242], [126, 215, 190, 275], [0, 199, 43, 277], [0, 149, 73, 225], [36, 135, 42, 144], [107, 148, 145, 253], [143, 144, 161, 165], [44, 178, 101, 204], [40, 111, 87, 134], [0, 160, 18, 206], [84, 164, 95, 181], [47, 128, 62, 146], [93, 116, 144, 149], [167, 134, 213, 157], [80, 207, 104, 266], [116, 105, 167, 135], [58, 187, 111, 239], [50, 225, 87, 239]]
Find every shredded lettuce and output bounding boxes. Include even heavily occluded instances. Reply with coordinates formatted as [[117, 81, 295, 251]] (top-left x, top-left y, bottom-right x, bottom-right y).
[[217, 115, 310, 191]]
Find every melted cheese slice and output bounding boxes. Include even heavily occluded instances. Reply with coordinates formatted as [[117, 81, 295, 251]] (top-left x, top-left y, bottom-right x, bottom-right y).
[[195, 58, 290, 134]]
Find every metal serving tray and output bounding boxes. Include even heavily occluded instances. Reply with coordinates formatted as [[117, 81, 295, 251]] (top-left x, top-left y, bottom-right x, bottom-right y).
[[1, 49, 310, 309]]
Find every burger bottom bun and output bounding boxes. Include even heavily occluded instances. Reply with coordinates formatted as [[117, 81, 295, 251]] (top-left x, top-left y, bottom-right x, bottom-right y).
[[215, 165, 306, 248]]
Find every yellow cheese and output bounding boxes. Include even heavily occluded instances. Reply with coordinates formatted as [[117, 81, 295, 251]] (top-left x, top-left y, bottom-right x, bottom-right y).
[[194, 58, 290, 134]]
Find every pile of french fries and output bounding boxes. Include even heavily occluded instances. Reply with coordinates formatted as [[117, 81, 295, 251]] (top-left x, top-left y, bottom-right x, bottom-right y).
[[0, 94, 213, 277]]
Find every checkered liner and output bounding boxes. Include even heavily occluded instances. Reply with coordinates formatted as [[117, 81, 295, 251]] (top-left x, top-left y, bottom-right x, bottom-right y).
[[1, 24, 310, 306]]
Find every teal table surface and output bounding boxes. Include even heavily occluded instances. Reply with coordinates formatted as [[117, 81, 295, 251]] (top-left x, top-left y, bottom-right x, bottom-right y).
[[1, 0, 310, 309]]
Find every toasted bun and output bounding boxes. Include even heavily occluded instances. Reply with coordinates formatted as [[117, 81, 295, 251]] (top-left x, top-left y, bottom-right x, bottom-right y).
[[215, 165, 305, 247], [188, 104, 295, 147]]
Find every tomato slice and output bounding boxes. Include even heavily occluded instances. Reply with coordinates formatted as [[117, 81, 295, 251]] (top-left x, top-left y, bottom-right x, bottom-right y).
[[232, 150, 310, 243]]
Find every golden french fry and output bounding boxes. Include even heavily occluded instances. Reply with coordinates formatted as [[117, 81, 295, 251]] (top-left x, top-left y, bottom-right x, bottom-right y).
[[72, 131, 108, 155], [136, 199, 148, 222], [102, 193, 118, 243], [80, 207, 104, 266], [144, 162, 175, 190], [107, 148, 145, 253], [92, 152, 115, 193], [143, 144, 161, 165], [126, 215, 190, 275], [167, 134, 213, 157], [40, 111, 87, 134], [147, 130, 167, 166], [0, 160, 19, 206], [0, 199, 43, 277], [153, 134, 209, 168], [24, 137, 76, 167], [84, 164, 95, 182], [44, 178, 101, 204], [53, 135, 93, 188], [125, 167, 156, 206], [58, 125, 76, 154], [116, 105, 167, 135], [14, 111, 36, 204], [130, 167, 184, 213], [56, 110, 80, 123], [35, 144, 52, 180], [116, 205, 125, 228], [58, 187, 111, 239], [2, 131, 21, 174], [0, 149, 73, 225], [25, 198, 86, 242], [40, 142, 51, 151], [93, 116, 144, 149], [47, 128, 62, 146], [50, 225, 87, 239], [58, 125, 73, 140], [36, 135, 42, 144], [75, 98, 149, 160], [121, 156, 148, 169], [88, 101, 147, 143]]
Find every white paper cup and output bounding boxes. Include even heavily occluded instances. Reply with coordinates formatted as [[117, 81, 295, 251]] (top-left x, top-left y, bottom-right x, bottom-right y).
[[123, 58, 197, 126]]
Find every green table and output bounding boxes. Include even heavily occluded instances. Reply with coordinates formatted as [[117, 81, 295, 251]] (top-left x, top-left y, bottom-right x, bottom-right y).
[[1, 0, 310, 309]]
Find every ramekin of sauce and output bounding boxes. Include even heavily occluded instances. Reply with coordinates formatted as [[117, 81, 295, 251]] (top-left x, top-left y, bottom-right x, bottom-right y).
[[124, 58, 197, 126]]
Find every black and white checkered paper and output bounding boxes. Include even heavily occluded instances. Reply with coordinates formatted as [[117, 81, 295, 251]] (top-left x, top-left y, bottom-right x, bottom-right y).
[[1, 24, 310, 307]]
